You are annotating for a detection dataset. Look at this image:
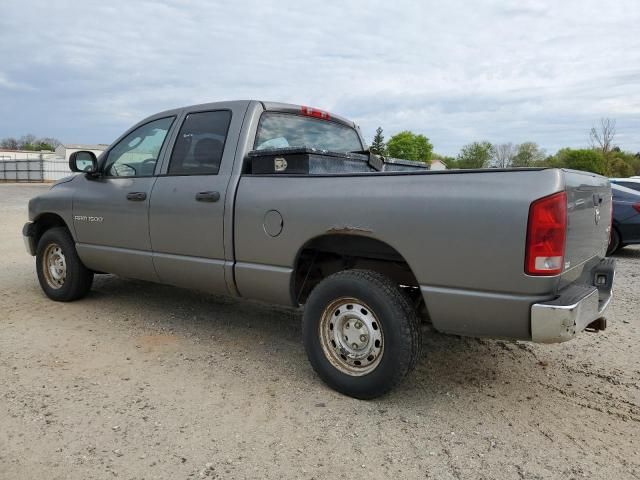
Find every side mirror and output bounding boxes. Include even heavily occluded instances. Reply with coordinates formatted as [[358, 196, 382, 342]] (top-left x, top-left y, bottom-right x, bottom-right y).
[[69, 151, 98, 174]]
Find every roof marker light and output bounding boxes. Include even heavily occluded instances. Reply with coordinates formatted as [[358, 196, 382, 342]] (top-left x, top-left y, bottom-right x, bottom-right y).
[[301, 106, 331, 121]]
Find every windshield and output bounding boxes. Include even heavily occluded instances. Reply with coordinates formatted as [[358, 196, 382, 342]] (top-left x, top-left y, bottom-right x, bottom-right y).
[[255, 112, 362, 153]]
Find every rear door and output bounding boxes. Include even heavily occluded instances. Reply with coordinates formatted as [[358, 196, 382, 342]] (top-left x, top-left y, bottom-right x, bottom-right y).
[[73, 116, 176, 281], [149, 108, 236, 294]]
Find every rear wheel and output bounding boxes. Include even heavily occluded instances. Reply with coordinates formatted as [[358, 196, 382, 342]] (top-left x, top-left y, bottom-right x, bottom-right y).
[[36, 227, 93, 301], [303, 269, 421, 399], [606, 227, 621, 256]]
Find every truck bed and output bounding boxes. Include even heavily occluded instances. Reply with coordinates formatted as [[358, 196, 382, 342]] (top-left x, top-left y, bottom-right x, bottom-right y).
[[234, 166, 610, 340]]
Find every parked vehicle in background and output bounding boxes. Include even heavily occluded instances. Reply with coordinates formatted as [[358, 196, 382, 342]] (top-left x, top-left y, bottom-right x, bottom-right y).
[[610, 177, 640, 193], [607, 183, 640, 255], [23, 100, 616, 398]]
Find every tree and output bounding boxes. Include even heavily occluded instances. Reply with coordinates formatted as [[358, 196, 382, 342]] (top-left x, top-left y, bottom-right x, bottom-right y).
[[370, 127, 386, 155], [455, 141, 493, 169], [0, 137, 18, 149], [512, 142, 546, 167], [590, 118, 616, 175], [492, 143, 516, 168], [553, 148, 606, 175], [0, 135, 61, 151], [590, 118, 616, 155], [40, 137, 61, 149], [386, 131, 433, 163], [18, 134, 37, 150], [609, 149, 639, 177]]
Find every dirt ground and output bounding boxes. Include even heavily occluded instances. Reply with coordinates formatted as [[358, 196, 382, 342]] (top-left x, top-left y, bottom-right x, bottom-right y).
[[1, 183, 638, 480]]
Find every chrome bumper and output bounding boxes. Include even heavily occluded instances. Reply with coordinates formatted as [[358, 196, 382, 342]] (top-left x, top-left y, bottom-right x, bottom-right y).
[[531, 259, 615, 343]]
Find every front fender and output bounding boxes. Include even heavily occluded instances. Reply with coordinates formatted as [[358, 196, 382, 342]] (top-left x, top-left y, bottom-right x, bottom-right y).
[[27, 177, 77, 240]]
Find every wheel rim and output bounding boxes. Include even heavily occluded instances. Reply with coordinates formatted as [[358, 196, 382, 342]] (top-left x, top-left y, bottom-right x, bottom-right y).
[[42, 243, 67, 289], [319, 297, 384, 376]]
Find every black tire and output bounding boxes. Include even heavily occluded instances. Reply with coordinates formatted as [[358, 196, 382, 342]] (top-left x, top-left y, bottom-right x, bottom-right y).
[[302, 269, 421, 399], [606, 227, 621, 256], [36, 227, 93, 302]]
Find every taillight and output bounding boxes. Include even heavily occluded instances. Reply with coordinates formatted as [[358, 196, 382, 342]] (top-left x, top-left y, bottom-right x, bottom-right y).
[[301, 105, 331, 120], [633, 203, 640, 214], [525, 191, 567, 276]]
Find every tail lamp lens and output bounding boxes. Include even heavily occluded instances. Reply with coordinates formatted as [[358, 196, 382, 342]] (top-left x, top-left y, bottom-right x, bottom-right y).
[[633, 202, 640, 214], [525, 191, 567, 275]]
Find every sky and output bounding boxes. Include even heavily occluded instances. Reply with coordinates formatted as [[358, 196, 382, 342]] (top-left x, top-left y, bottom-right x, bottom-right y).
[[1, 0, 639, 156]]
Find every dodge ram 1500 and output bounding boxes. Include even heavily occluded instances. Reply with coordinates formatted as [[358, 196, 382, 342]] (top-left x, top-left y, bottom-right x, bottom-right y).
[[24, 100, 615, 398]]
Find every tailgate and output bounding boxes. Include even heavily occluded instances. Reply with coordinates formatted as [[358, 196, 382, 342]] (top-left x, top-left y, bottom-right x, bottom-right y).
[[563, 169, 612, 272]]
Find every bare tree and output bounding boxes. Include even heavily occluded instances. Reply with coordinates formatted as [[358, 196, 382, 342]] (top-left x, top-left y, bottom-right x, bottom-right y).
[[18, 134, 37, 149], [590, 118, 616, 155], [589, 118, 618, 176], [40, 137, 62, 149], [512, 142, 546, 167], [0, 137, 18, 149], [492, 142, 516, 168]]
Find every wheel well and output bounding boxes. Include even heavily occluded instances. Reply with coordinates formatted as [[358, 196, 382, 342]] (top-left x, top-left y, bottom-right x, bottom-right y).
[[292, 234, 421, 304], [33, 213, 69, 247]]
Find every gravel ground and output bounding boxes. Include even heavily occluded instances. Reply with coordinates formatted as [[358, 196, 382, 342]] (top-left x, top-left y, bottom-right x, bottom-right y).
[[1, 183, 639, 480]]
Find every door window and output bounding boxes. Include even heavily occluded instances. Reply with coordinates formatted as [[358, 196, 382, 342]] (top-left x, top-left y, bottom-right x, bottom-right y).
[[168, 110, 232, 175], [104, 117, 174, 177]]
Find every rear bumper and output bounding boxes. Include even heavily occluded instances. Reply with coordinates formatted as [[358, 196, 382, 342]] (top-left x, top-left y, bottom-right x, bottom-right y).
[[531, 258, 615, 343], [23, 222, 36, 256]]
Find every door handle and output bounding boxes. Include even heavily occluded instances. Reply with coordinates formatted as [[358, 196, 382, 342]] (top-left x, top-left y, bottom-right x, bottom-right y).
[[195, 191, 220, 202], [126, 192, 147, 201]]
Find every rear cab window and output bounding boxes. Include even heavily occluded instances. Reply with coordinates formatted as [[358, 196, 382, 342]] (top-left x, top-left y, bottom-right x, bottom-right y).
[[255, 112, 363, 153]]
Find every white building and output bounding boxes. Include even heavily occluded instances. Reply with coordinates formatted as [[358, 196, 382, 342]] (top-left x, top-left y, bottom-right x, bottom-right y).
[[430, 159, 448, 170], [45, 144, 108, 180], [54, 144, 108, 162], [0, 149, 55, 182], [1, 144, 108, 182]]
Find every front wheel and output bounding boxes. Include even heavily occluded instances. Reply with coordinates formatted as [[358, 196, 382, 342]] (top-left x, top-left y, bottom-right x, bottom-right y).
[[36, 227, 94, 302], [303, 270, 421, 399]]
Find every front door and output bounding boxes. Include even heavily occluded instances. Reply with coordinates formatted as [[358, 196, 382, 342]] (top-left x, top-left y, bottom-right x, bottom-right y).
[[73, 116, 176, 281], [149, 109, 233, 293]]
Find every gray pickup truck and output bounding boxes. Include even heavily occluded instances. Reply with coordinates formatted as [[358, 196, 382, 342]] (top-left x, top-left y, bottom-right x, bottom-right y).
[[24, 100, 615, 398]]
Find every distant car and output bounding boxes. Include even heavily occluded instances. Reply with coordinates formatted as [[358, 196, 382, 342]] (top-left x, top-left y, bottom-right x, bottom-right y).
[[610, 177, 640, 193], [608, 183, 640, 255]]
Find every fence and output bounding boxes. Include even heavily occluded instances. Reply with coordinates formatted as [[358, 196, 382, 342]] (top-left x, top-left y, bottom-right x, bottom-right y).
[[0, 153, 72, 182], [0, 155, 44, 182]]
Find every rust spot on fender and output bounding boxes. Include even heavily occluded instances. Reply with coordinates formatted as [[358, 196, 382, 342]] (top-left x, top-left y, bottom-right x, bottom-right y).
[[326, 225, 373, 235]]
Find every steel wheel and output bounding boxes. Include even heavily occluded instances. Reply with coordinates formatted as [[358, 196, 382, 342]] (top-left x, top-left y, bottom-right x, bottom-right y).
[[319, 297, 384, 376], [42, 243, 67, 289]]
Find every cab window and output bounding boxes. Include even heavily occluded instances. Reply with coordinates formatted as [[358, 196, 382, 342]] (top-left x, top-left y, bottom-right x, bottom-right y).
[[167, 110, 232, 175], [104, 117, 174, 177], [255, 112, 362, 153]]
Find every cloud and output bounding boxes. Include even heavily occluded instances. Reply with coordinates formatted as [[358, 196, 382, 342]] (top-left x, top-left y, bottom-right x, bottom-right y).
[[0, 0, 639, 154], [0, 72, 35, 91]]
